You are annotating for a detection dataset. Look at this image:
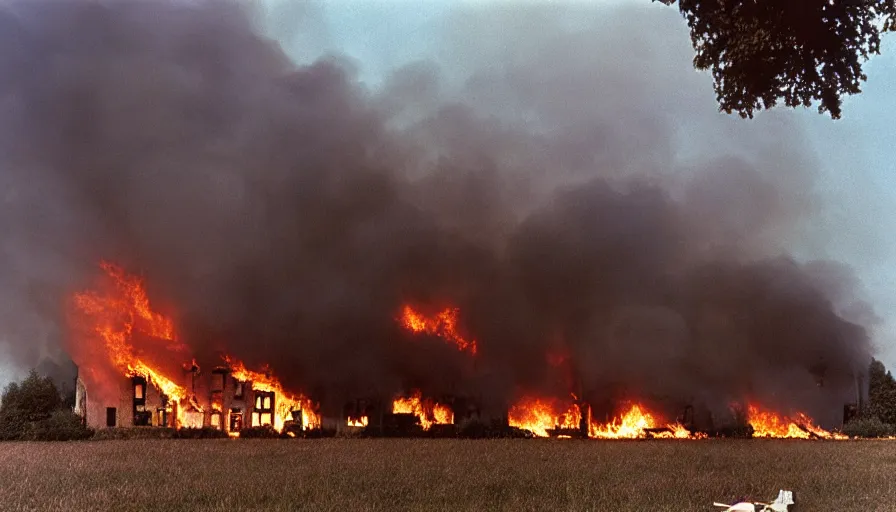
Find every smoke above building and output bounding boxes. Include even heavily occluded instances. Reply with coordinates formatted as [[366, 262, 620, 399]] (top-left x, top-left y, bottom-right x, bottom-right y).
[[0, 0, 873, 426]]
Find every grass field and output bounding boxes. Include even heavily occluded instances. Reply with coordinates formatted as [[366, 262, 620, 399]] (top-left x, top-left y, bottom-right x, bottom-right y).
[[2, 439, 896, 511]]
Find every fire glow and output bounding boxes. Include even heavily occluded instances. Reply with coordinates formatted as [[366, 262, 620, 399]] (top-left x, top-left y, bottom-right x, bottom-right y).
[[508, 398, 699, 439], [347, 416, 369, 428], [72, 261, 189, 425], [747, 404, 847, 440], [508, 396, 581, 438], [71, 262, 320, 434], [392, 390, 454, 430], [590, 404, 694, 439], [223, 356, 320, 431], [400, 305, 478, 355], [70, 261, 851, 440]]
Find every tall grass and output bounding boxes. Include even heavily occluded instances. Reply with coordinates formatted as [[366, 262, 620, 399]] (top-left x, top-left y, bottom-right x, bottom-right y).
[[1, 439, 893, 511]]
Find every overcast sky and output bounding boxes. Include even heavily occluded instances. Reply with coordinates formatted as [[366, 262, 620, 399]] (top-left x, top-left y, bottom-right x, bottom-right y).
[[257, 0, 896, 365]]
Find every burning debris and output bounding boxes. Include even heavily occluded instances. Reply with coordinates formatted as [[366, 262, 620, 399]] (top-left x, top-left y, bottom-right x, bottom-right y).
[[391, 390, 454, 431], [747, 404, 848, 440], [589, 404, 695, 440], [508, 396, 584, 438]]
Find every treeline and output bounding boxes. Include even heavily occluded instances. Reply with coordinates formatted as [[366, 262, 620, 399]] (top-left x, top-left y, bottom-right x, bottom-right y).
[[0, 370, 92, 441], [845, 358, 896, 438]]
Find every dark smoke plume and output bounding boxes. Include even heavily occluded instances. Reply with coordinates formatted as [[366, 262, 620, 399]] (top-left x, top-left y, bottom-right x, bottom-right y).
[[0, 0, 872, 425]]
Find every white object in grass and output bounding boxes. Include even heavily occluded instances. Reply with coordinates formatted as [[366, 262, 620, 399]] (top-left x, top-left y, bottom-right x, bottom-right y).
[[713, 490, 793, 512]]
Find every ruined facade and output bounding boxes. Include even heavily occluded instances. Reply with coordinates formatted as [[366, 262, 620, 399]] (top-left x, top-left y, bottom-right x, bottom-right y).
[[76, 366, 302, 434]]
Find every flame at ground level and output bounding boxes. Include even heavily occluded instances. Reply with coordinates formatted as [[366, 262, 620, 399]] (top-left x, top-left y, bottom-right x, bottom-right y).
[[747, 403, 847, 440], [508, 397, 581, 437], [509, 398, 706, 439], [392, 390, 454, 430], [347, 416, 369, 428]]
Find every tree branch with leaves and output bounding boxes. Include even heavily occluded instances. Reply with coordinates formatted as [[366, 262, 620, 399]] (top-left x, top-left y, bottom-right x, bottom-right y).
[[659, 0, 896, 119]]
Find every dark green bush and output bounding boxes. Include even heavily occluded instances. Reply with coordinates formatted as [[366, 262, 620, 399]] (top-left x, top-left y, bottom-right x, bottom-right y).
[[842, 416, 894, 438], [28, 409, 94, 441], [239, 425, 280, 439], [0, 407, 27, 441], [868, 359, 896, 425], [92, 427, 176, 440], [172, 427, 230, 439], [0, 370, 91, 441]]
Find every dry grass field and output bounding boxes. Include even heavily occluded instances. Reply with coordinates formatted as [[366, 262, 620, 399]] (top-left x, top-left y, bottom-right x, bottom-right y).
[[2, 439, 895, 511]]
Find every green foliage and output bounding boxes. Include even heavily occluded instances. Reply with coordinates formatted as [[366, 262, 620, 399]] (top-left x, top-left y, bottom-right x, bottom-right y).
[[657, 0, 895, 119], [239, 425, 281, 439], [868, 358, 896, 425], [0, 406, 27, 441], [91, 427, 175, 440], [28, 409, 94, 441], [1, 370, 62, 421], [842, 416, 894, 438], [172, 427, 230, 439], [0, 369, 92, 441]]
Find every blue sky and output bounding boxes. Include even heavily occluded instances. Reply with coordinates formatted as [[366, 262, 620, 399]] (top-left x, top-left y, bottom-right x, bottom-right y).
[[259, 0, 896, 366]]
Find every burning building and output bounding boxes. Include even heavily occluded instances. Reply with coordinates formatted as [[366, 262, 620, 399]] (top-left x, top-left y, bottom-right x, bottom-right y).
[[0, 1, 876, 441], [68, 262, 859, 440], [75, 359, 313, 435]]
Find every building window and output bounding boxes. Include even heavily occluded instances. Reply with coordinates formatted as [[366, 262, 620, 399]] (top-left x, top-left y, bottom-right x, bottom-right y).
[[156, 408, 168, 427], [132, 376, 147, 405], [253, 391, 275, 426], [211, 371, 225, 392], [132, 376, 149, 426], [211, 412, 222, 429], [230, 410, 243, 432], [234, 379, 244, 399], [106, 407, 117, 427]]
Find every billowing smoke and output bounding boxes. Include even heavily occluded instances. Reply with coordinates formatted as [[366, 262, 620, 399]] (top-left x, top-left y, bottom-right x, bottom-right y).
[[0, 0, 872, 425]]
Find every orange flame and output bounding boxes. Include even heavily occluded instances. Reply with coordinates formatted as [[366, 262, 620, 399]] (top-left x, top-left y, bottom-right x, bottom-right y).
[[72, 262, 189, 425], [588, 404, 696, 439], [747, 403, 846, 439], [508, 397, 702, 439], [391, 390, 454, 430], [347, 416, 369, 428], [508, 396, 581, 437], [223, 355, 320, 431], [400, 305, 478, 355]]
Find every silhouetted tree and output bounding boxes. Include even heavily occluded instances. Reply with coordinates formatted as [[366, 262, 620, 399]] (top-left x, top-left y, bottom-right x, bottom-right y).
[[658, 0, 895, 119], [1, 370, 61, 422], [868, 358, 896, 425], [0, 370, 92, 441]]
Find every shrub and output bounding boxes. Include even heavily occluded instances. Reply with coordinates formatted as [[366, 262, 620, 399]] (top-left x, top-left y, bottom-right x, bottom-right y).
[[172, 427, 230, 439], [0, 370, 91, 441], [29, 409, 94, 441], [92, 427, 175, 441], [239, 425, 280, 439], [842, 416, 894, 438], [868, 359, 896, 425], [0, 408, 27, 441]]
